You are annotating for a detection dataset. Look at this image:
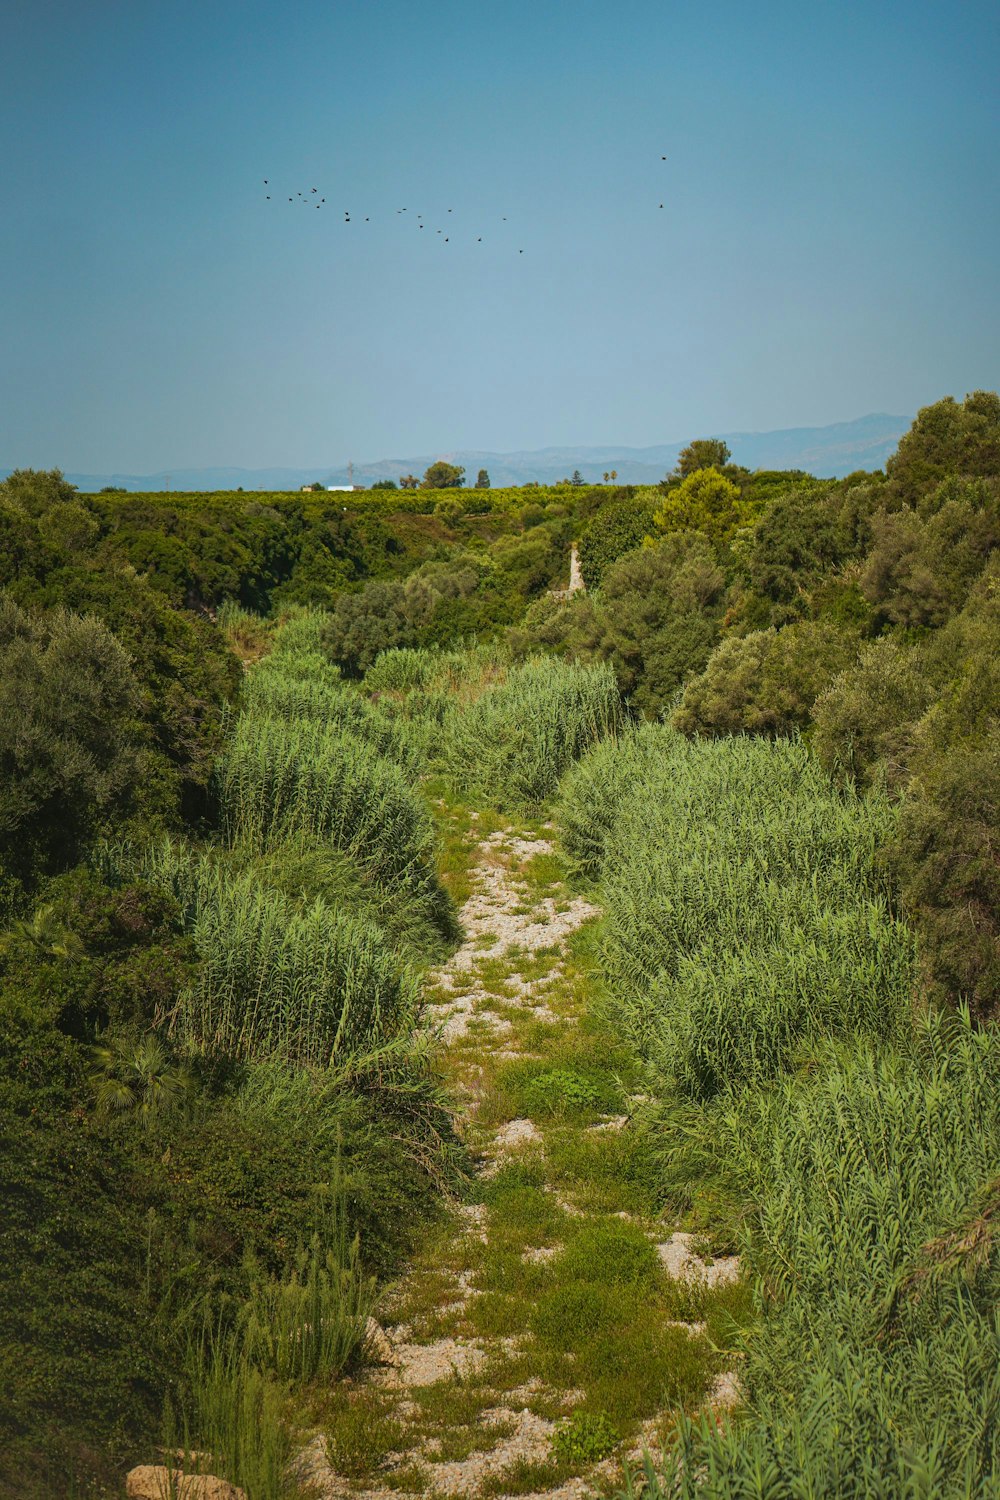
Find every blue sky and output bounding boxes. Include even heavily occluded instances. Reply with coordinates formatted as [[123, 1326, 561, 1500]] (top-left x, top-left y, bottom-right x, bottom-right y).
[[2, 0, 998, 471]]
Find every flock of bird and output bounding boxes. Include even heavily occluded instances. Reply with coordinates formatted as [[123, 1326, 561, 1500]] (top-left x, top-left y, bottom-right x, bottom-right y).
[[260, 158, 668, 253]]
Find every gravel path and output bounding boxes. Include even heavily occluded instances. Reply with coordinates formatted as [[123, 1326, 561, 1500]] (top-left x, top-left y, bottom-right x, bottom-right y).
[[298, 823, 738, 1500]]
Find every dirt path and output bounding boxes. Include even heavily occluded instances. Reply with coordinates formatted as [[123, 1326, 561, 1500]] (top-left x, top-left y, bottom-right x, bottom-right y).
[[297, 814, 740, 1500]]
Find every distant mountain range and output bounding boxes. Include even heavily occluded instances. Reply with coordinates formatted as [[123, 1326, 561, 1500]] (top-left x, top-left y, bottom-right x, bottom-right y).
[[5, 413, 911, 492]]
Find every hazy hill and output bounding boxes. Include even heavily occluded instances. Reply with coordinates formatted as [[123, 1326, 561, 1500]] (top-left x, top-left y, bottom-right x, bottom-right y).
[[5, 412, 910, 492]]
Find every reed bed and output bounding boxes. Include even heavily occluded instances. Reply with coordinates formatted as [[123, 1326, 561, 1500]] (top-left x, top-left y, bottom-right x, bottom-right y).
[[444, 656, 624, 810], [216, 712, 436, 893], [135, 842, 417, 1065], [243, 662, 424, 771], [624, 1012, 1000, 1498], [364, 640, 509, 696], [561, 726, 910, 1097], [267, 606, 334, 659]]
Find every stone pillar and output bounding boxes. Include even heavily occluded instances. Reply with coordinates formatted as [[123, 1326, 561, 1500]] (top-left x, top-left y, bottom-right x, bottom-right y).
[[567, 543, 585, 595]]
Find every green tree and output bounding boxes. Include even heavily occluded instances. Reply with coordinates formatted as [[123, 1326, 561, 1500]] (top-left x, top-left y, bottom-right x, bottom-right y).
[[653, 466, 751, 545], [571, 470, 584, 486], [399, 474, 420, 489], [475, 469, 491, 489], [324, 581, 415, 676], [0, 598, 143, 873], [599, 534, 728, 717], [421, 461, 465, 489], [675, 438, 731, 478], [0, 467, 78, 516], [369, 479, 398, 491], [886, 391, 1000, 505], [674, 619, 859, 739], [861, 478, 1000, 629], [577, 494, 656, 589]]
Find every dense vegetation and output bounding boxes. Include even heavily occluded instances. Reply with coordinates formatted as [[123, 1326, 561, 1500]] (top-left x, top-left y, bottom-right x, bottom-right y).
[[561, 725, 1000, 1496], [1, 389, 998, 1496]]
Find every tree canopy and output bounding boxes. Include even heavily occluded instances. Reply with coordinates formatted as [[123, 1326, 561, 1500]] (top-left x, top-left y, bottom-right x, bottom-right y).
[[653, 466, 751, 545], [421, 461, 465, 489], [675, 438, 731, 477]]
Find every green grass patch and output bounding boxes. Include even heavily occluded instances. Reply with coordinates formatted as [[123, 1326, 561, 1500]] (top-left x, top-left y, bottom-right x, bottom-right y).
[[556, 1219, 660, 1287], [544, 1126, 660, 1216], [324, 1389, 403, 1480], [522, 850, 566, 896], [495, 1056, 623, 1122]]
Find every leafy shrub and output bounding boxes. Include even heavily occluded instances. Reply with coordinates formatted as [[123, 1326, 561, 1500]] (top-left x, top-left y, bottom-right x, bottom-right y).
[[673, 618, 859, 739], [0, 597, 142, 873], [552, 1410, 619, 1464], [885, 390, 1000, 505], [862, 477, 1000, 628], [323, 581, 415, 676], [522, 1067, 602, 1117], [598, 534, 727, 717], [577, 493, 656, 589], [0, 1013, 161, 1490]]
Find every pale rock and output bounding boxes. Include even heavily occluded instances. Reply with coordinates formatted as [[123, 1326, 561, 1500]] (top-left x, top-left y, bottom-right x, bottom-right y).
[[125, 1466, 246, 1500]]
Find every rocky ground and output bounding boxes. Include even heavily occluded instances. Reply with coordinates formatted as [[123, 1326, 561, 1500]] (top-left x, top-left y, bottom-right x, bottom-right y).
[[295, 813, 743, 1500]]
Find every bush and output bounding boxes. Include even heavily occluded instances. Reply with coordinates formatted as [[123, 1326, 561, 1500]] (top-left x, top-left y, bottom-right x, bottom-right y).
[[552, 1411, 619, 1465], [599, 534, 727, 718], [577, 493, 656, 589], [862, 478, 1000, 628], [885, 390, 1000, 505], [0, 597, 142, 874], [674, 618, 859, 739], [323, 582, 415, 676]]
